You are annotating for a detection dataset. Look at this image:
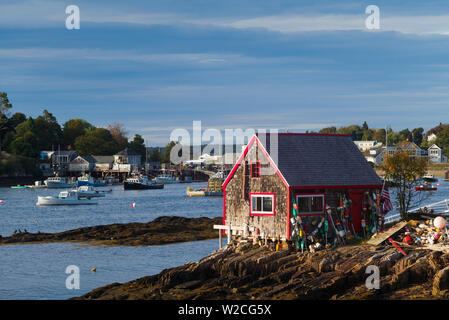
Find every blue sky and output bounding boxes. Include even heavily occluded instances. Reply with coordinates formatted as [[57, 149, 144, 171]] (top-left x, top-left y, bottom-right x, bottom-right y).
[[1, 0, 449, 145]]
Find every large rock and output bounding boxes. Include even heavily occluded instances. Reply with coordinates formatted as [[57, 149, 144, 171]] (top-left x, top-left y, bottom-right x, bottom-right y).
[[432, 266, 449, 296]]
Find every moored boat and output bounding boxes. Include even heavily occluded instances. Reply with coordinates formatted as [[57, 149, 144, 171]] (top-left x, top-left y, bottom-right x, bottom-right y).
[[124, 175, 164, 190], [415, 185, 437, 191], [155, 173, 180, 184], [76, 175, 106, 187], [44, 176, 74, 189], [186, 187, 205, 197], [36, 191, 98, 206], [422, 174, 438, 183], [73, 185, 106, 198]]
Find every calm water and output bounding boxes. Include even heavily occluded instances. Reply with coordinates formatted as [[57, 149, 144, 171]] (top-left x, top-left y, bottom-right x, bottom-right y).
[[0, 182, 223, 300], [0, 179, 448, 299]]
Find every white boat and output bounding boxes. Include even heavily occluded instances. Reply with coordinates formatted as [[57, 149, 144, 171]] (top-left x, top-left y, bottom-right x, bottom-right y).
[[155, 173, 180, 184], [44, 176, 74, 189], [73, 185, 106, 198], [36, 191, 98, 206]]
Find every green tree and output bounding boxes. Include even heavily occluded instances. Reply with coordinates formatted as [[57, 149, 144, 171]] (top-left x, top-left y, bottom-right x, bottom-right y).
[[382, 150, 429, 219], [411, 127, 424, 146], [128, 134, 146, 161], [149, 149, 161, 162], [336, 125, 363, 140], [373, 128, 386, 144], [435, 130, 449, 157], [161, 141, 176, 163], [34, 110, 62, 150], [74, 128, 120, 155], [319, 126, 337, 134], [0, 92, 12, 116], [63, 119, 95, 148]]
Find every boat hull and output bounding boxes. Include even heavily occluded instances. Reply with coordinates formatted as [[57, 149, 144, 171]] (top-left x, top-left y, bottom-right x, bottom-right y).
[[415, 186, 437, 191], [45, 181, 74, 189], [124, 182, 164, 190], [36, 196, 97, 206], [155, 178, 180, 184], [76, 181, 106, 187]]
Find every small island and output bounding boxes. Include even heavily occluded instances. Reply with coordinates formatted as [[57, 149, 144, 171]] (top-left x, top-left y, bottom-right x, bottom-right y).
[[0, 216, 222, 247]]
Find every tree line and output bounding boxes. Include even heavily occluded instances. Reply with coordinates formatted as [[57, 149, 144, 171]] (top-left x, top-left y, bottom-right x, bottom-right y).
[[0, 92, 174, 175], [316, 121, 449, 157]]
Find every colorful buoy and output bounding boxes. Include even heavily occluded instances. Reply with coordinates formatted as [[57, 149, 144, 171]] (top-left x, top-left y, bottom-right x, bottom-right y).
[[0, 200, 4, 204], [130, 202, 136, 208], [91, 268, 96, 272]]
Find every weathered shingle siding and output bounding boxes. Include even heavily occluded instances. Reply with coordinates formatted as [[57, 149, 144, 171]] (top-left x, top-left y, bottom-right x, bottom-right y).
[[225, 142, 288, 238]]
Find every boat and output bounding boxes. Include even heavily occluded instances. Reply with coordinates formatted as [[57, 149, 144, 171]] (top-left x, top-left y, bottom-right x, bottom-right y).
[[155, 173, 180, 184], [124, 175, 164, 190], [186, 186, 206, 197], [76, 175, 106, 187], [415, 185, 437, 191], [25, 181, 47, 188], [36, 190, 98, 206], [44, 176, 74, 189], [73, 185, 106, 198], [422, 174, 438, 183], [10, 185, 28, 189]]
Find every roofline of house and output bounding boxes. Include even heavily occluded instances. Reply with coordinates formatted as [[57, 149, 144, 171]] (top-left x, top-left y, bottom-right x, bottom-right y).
[[290, 184, 382, 190]]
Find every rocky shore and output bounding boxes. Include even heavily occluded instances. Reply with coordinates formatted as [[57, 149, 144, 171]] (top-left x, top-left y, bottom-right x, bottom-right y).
[[74, 239, 449, 300], [0, 216, 222, 246]]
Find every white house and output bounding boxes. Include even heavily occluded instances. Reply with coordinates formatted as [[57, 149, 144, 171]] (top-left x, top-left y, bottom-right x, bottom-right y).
[[114, 148, 141, 172], [428, 144, 448, 163], [69, 155, 96, 173], [427, 133, 437, 143], [353, 140, 383, 152]]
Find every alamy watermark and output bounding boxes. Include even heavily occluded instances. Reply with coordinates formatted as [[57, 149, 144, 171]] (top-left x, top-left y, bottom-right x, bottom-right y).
[[65, 265, 80, 290], [66, 5, 80, 30], [365, 5, 380, 30], [365, 265, 380, 289]]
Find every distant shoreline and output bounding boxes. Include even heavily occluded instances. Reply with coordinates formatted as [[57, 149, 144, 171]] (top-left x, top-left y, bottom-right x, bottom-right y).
[[0, 216, 221, 247]]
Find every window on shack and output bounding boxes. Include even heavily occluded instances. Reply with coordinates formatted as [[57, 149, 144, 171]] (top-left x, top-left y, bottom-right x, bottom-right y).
[[296, 194, 325, 215], [250, 193, 275, 215], [250, 161, 261, 178]]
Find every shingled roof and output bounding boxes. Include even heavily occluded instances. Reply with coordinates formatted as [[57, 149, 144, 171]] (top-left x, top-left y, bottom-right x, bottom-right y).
[[256, 133, 382, 187]]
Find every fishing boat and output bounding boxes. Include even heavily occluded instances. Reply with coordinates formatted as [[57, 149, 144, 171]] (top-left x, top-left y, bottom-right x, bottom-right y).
[[124, 175, 164, 190], [10, 185, 28, 189], [73, 185, 106, 198], [186, 186, 206, 197], [44, 176, 74, 189], [155, 173, 180, 184], [76, 175, 106, 187], [422, 174, 438, 183], [415, 185, 437, 191], [36, 190, 98, 206]]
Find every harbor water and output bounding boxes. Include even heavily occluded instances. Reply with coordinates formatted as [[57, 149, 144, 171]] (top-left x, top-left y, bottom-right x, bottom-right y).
[[0, 182, 223, 299]]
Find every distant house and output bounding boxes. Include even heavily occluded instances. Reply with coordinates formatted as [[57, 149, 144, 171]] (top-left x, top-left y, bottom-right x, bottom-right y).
[[69, 155, 96, 173], [428, 144, 448, 163], [114, 148, 141, 172], [353, 141, 383, 152], [222, 133, 382, 240], [427, 133, 437, 143], [92, 155, 114, 170]]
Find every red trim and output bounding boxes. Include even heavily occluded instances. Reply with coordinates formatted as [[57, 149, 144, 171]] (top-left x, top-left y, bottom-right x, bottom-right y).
[[249, 193, 275, 216], [295, 193, 325, 215], [255, 136, 289, 188], [290, 185, 382, 190], [222, 134, 289, 189], [287, 187, 291, 240], [250, 161, 261, 178], [223, 185, 226, 235], [222, 135, 256, 189], [257, 133, 350, 137]]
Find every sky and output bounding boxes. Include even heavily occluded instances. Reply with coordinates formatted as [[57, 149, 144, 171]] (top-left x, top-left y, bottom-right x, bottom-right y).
[[1, 0, 449, 146]]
